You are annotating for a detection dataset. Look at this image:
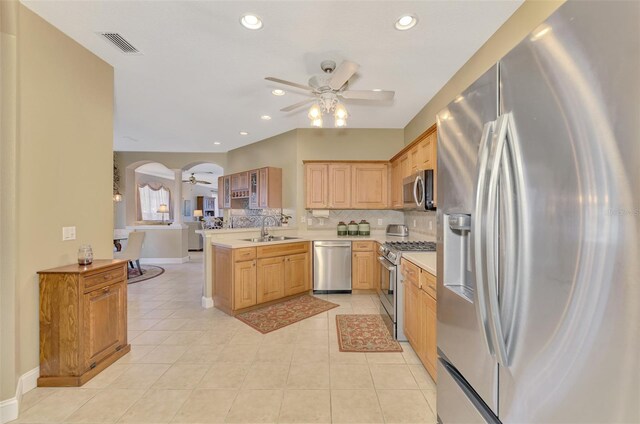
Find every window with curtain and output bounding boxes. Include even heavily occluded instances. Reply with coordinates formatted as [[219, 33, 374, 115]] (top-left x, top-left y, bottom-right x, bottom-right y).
[[137, 184, 171, 221]]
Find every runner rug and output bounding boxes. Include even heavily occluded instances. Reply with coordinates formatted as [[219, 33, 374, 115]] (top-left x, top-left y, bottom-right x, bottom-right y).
[[236, 295, 339, 334], [336, 314, 403, 352]]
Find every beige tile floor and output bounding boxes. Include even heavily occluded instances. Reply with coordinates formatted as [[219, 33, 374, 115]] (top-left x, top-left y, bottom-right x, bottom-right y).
[[15, 252, 437, 423]]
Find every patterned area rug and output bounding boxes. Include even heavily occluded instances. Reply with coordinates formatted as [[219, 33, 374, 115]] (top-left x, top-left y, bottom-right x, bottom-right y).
[[236, 295, 339, 334], [127, 265, 165, 284], [336, 314, 403, 352]]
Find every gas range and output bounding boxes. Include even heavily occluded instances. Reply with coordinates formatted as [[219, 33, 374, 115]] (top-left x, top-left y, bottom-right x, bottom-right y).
[[379, 240, 436, 265]]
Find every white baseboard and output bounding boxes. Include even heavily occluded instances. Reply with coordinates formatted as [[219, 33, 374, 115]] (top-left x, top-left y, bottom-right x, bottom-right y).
[[201, 296, 213, 308], [0, 367, 39, 424], [139, 256, 189, 265]]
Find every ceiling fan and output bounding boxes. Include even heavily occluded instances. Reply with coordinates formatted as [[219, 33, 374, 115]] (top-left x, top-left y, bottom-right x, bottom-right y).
[[266, 60, 395, 117], [182, 173, 212, 185]]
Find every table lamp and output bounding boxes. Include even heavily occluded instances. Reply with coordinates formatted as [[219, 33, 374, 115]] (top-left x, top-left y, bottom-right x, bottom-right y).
[[157, 204, 169, 224]]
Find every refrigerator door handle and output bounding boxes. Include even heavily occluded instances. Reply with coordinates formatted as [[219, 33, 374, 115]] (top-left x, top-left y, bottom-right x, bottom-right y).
[[471, 120, 496, 357], [485, 112, 516, 368]]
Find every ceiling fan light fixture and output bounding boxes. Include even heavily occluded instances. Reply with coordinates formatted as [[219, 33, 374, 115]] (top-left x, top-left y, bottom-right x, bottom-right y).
[[240, 14, 263, 30], [335, 117, 347, 128], [334, 103, 348, 119], [271, 89, 285, 96], [239, 131, 249, 136], [307, 104, 321, 120], [395, 14, 418, 31], [311, 117, 323, 128], [213, 142, 221, 145], [260, 115, 272, 120]]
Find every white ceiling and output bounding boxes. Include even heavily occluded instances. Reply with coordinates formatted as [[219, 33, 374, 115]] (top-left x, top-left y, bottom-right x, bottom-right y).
[[22, 0, 522, 152], [136, 162, 222, 187]]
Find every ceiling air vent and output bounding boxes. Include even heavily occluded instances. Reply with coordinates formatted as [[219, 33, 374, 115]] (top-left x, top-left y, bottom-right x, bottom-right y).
[[98, 32, 141, 55]]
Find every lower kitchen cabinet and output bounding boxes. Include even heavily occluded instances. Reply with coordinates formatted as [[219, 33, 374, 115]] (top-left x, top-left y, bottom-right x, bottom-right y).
[[234, 260, 257, 309], [257, 257, 286, 303], [352, 241, 378, 290], [213, 242, 310, 314], [284, 253, 309, 296], [402, 258, 437, 381]]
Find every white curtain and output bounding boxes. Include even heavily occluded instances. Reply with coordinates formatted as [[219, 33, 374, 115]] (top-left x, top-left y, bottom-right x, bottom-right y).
[[138, 184, 171, 221]]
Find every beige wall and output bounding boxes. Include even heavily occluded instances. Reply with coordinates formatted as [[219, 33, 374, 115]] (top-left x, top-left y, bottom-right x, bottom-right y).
[[226, 130, 297, 210], [1, 0, 19, 402], [404, 0, 565, 144], [0, 4, 114, 402]]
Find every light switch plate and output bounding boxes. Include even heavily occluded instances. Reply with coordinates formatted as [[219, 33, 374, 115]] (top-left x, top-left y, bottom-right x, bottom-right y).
[[377, 219, 383, 225], [62, 226, 76, 241]]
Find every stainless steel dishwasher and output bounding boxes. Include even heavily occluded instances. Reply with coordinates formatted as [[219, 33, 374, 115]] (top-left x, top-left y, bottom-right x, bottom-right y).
[[313, 241, 352, 293]]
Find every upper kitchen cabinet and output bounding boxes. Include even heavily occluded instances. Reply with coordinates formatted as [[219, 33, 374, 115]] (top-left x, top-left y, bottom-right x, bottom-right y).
[[305, 163, 329, 209], [303, 161, 388, 209], [328, 164, 352, 209], [390, 159, 403, 209], [351, 163, 389, 209], [219, 167, 282, 209]]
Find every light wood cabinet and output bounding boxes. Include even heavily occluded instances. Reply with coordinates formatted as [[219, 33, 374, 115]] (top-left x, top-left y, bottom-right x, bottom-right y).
[[328, 164, 351, 209], [231, 172, 249, 191], [257, 257, 285, 303], [213, 242, 311, 315], [351, 163, 389, 209], [38, 260, 130, 387], [305, 164, 329, 209], [234, 260, 257, 309], [401, 258, 437, 381], [258, 167, 282, 209], [284, 253, 309, 296], [352, 251, 376, 290], [400, 153, 411, 180], [390, 159, 402, 209]]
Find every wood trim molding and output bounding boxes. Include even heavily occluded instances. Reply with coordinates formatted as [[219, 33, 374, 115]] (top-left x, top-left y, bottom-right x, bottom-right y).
[[0, 367, 39, 424], [390, 123, 437, 162]]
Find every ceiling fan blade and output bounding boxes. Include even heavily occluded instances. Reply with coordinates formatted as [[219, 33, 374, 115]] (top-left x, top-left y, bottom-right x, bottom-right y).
[[195, 180, 212, 185], [280, 98, 315, 112], [340, 90, 395, 101], [181, 180, 190, 183], [329, 60, 359, 90], [265, 77, 314, 91]]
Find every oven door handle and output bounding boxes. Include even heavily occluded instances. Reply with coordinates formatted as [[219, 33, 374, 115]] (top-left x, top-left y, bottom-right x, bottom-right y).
[[377, 256, 396, 271]]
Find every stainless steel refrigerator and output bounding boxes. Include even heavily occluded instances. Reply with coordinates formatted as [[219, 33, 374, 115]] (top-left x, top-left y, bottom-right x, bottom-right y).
[[436, 1, 639, 422]]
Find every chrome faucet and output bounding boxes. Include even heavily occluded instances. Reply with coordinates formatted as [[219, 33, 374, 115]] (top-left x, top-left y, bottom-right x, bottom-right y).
[[260, 215, 279, 239]]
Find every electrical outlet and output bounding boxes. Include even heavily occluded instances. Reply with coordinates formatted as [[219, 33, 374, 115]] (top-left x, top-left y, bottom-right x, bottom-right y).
[[62, 226, 76, 241], [377, 219, 383, 226], [413, 220, 417, 228], [319, 219, 325, 226]]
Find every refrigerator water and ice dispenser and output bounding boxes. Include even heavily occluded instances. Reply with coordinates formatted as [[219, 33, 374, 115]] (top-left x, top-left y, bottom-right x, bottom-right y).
[[443, 213, 474, 302]]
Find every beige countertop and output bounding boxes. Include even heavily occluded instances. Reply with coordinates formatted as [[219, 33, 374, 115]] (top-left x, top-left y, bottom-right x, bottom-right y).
[[206, 228, 434, 249], [401, 252, 437, 276]]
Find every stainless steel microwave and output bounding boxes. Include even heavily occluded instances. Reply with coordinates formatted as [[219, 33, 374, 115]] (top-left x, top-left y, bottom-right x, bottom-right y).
[[403, 170, 436, 211]]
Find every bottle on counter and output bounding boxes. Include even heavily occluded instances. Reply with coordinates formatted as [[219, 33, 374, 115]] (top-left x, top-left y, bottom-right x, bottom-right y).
[[337, 221, 348, 236], [358, 220, 370, 236], [347, 220, 359, 236]]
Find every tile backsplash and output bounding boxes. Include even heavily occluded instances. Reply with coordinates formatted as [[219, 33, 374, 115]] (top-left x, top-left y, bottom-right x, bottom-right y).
[[222, 206, 296, 229], [305, 210, 405, 230], [404, 210, 436, 237]]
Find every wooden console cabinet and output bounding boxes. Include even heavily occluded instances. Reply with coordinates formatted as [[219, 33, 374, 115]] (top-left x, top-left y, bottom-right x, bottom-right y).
[[37, 259, 130, 387]]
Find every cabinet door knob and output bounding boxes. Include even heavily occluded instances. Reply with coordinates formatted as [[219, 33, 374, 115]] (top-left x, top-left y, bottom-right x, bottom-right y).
[[102, 286, 110, 293]]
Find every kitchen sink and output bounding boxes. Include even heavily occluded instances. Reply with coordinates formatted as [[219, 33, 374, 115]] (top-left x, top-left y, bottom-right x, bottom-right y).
[[241, 236, 300, 243]]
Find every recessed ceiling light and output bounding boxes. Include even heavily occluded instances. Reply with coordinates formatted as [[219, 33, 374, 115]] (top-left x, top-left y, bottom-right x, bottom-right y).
[[372, 89, 382, 92], [213, 142, 221, 145], [240, 14, 263, 30], [260, 115, 272, 121], [271, 89, 285, 96], [239, 131, 249, 136], [395, 14, 418, 31]]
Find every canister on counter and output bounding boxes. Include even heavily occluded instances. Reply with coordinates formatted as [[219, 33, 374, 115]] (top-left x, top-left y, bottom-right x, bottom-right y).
[[337, 221, 348, 236], [347, 220, 359, 236], [358, 220, 370, 236]]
